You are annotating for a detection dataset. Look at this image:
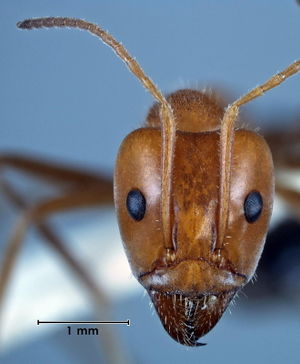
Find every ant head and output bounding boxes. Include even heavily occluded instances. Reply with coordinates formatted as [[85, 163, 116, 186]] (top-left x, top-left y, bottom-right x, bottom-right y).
[[114, 101, 274, 345]]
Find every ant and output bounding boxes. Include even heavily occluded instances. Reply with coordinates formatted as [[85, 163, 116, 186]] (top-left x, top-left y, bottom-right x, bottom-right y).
[[0, 17, 299, 350]]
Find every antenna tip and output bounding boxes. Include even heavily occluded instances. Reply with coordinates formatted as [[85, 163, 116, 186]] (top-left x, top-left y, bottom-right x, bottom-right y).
[[17, 20, 31, 29]]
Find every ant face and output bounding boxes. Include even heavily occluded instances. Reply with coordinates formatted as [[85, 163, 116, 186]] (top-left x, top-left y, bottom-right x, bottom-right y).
[[115, 125, 273, 345]]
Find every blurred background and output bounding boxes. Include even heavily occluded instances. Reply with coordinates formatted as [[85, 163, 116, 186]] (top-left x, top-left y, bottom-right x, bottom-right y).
[[0, 1, 299, 363]]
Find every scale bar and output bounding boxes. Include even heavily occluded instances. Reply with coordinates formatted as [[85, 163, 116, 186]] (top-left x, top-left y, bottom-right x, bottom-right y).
[[37, 319, 130, 326]]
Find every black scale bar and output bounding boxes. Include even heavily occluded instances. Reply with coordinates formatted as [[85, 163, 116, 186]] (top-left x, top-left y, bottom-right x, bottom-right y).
[[37, 319, 130, 326]]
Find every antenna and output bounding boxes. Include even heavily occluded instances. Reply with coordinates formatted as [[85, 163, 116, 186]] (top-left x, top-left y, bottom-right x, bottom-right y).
[[17, 17, 176, 253]]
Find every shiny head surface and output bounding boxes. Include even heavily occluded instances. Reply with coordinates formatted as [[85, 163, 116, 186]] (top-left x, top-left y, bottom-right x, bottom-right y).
[[115, 95, 274, 345]]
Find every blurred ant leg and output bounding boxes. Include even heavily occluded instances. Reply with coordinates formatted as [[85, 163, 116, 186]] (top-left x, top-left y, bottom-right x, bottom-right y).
[[0, 183, 113, 307], [0, 154, 112, 188], [272, 143, 300, 217], [0, 180, 130, 364], [276, 184, 300, 217], [267, 134, 300, 170], [0, 180, 110, 308], [277, 158, 300, 170], [0, 155, 115, 345]]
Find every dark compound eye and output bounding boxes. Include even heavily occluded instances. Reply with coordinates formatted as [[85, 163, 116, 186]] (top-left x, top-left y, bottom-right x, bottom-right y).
[[244, 191, 263, 223], [126, 189, 146, 221]]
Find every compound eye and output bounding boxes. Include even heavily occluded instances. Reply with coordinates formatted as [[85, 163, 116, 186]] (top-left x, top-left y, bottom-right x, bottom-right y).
[[126, 189, 146, 221], [244, 191, 263, 223]]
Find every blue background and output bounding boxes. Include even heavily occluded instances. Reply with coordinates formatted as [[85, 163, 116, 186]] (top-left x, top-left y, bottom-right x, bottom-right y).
[[0, 1, 300, 363]]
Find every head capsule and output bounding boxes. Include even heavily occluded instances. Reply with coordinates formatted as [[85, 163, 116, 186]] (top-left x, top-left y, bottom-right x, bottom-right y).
[[114, 90, 274, 346]]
